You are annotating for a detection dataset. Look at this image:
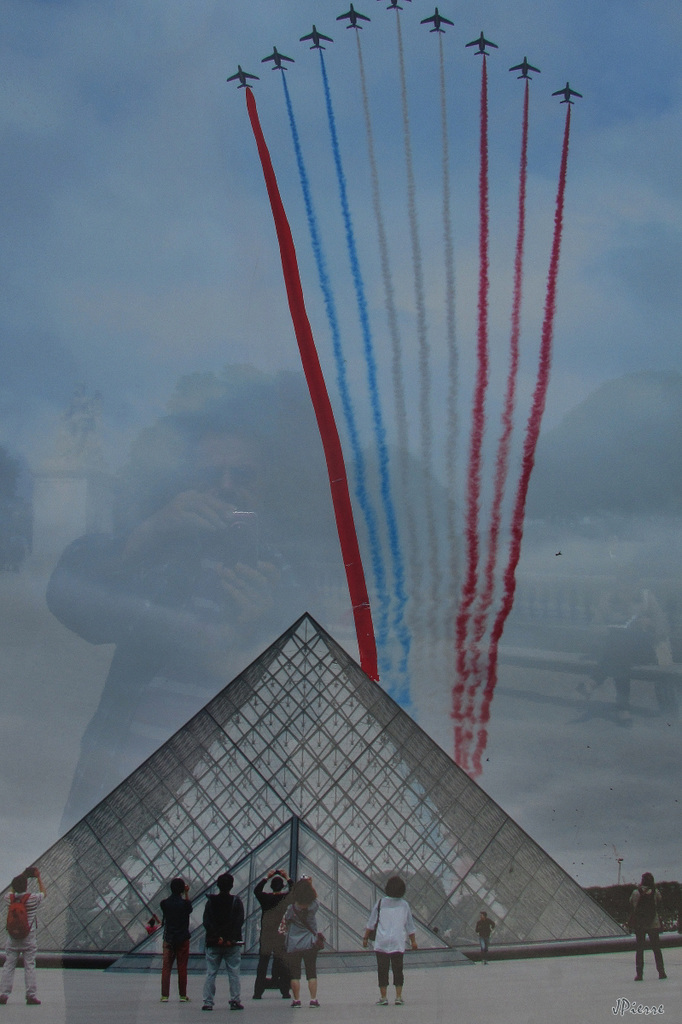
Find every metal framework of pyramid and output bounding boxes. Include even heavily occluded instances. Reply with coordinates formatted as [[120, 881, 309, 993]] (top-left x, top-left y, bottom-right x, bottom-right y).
[[23, 614, 621, 953]]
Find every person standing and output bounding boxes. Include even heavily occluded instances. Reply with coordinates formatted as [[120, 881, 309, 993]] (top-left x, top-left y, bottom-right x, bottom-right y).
[[475, 911, 495, 964], [159, 877, 192, 1003], [202, 873, 245, 1011], [362, 876, 418, 1006], [282, 877, 322, 1007], [0, 867, 46, 1006], [253, 869, 291, 999], [630, 872, 667, 981]]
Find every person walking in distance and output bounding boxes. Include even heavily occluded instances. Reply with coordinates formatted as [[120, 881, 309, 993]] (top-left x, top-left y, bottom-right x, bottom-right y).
[[159, 877, 192, 1003], [362, 876, 418, 1006], [0, 867, 46, 1006], [475, 910, 495, 964], [630, 872, 666, 981], [202, 873, 245, 1011]]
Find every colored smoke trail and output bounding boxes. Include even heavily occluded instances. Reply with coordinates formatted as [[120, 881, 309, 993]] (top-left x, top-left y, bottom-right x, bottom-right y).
[[471, 104, 573, 776], [244, 87, 378, 682], [439, 32, 460, 626], [280, 75, 392, 680], [355, 32, 422, 635], [464, 79, 530, 722], [395, 12, 442, 632], [453, 55, 490, 737], [318, 51, 412, 699]]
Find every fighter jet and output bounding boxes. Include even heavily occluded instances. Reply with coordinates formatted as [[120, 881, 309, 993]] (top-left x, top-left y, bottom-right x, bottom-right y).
[[300, 25, 334, 49], [226, 65, 260, 89], [261, 47, 295, 70], [421, 7, 454, 32], [509, 56, 541, 80], [381, 0, 411, 9], [465, 32, 498, 55], [337, 4, 371, 28], [552, 81, 583, 104]]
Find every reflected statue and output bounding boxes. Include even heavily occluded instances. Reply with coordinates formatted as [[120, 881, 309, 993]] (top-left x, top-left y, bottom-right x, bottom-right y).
[[52, 384, 104, 471]]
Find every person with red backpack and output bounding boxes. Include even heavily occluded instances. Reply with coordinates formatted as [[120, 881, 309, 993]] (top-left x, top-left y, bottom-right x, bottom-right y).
[[0, 868, 46, 1005]]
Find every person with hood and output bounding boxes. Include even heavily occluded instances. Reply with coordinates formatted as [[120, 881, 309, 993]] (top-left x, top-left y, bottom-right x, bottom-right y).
[[202, 872, 245, 1011], [629, 872, 666, 981]]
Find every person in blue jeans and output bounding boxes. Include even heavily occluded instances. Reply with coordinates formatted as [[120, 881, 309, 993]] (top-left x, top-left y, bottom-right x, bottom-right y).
[[475, 911, 495, 964], [202, 873, 245, 1011]]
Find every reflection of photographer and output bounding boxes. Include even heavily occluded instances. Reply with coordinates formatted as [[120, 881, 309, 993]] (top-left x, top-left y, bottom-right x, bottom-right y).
[[1, 867, 46, 1006], [47, 373, 332, 830]]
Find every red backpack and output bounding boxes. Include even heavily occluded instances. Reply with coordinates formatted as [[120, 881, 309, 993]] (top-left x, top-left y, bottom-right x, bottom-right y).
[[6, 894, 31, 940]]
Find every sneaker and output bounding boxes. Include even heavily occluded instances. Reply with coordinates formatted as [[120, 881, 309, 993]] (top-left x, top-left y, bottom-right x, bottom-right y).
[[229, 1000, 244, 1010], [375, 998, 389, 1006], [659, 972, 667, 980], [634, 975, 643, 982], [0, 995, 7, 1005], [160, 996, 169, 1002], [202, 1006, 213, 1012], [26, 998, 42, 1006], [291, 999, 302, 1007], [310, 999, 320, 1007], [395, 997, 405, 1005], [179, 995, 191, 1002]]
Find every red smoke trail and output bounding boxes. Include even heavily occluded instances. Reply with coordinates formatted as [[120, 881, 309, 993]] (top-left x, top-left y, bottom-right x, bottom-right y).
[[471, 104, 573, 776], [244, 88, 379, 681], [464, 80, 530, 717], [453, 56, 490, 762]]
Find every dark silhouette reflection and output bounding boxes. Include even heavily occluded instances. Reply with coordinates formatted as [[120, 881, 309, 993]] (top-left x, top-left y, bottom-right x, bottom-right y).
[[47, 369, 342, 830]]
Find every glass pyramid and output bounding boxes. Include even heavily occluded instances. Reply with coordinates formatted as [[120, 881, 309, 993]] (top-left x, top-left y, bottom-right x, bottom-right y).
[[20, 614, 621, 953]]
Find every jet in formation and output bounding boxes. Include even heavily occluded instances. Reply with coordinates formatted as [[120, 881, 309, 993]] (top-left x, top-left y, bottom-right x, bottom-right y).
[[337, 4, 371, 28], [509, 56, 541, 80], [382, 0, 412, 10], [226, 65, 260, 88], [552, 81, 583, 104], [421, 7, 454, 32], [262, 47, 295, 70], [466, 32, 498, 55], [300, 25, 334, 49]]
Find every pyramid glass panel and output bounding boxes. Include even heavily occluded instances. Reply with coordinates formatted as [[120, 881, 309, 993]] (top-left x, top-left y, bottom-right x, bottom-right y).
[[11, 615, 622, 953]]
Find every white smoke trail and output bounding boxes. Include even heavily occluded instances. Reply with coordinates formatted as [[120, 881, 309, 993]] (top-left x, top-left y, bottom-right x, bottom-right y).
[[355, 33, 421, 635], [395, 12, 442, 636], [439, 32, 460, 633]]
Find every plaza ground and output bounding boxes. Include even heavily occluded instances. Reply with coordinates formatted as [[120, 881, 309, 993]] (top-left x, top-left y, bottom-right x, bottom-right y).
[[0, 949, 678, 1024]]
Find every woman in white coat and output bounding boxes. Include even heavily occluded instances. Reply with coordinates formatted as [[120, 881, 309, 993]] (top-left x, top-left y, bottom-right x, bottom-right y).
[[362, 876, 418, 1006]]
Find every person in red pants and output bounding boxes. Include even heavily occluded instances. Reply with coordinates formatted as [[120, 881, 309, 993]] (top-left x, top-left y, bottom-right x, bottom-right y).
[[160, 878, 193, 1002]]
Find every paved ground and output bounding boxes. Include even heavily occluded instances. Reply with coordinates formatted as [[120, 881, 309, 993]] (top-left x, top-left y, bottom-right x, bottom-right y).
[[0, 950, 678, 1024]]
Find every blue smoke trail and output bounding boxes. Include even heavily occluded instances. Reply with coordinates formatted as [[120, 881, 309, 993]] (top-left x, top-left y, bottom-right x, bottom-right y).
[[318, 51, 412, 701], [281, 74, 393, 682]]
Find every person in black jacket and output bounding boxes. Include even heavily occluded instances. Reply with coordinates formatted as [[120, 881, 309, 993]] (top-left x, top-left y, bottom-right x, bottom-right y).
[[159, 878, 192, 1002], [253, 869, 292, 999], [202, 873, 245, 1011], [630, 872, 666, 981]]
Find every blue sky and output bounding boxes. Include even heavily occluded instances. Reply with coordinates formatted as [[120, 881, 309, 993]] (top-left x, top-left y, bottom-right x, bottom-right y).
[[2, 0, 681, 465]]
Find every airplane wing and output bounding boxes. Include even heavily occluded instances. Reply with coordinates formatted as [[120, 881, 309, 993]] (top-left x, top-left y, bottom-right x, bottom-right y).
[[227, 69, 259, 83], [421, 13, 436, 23]]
